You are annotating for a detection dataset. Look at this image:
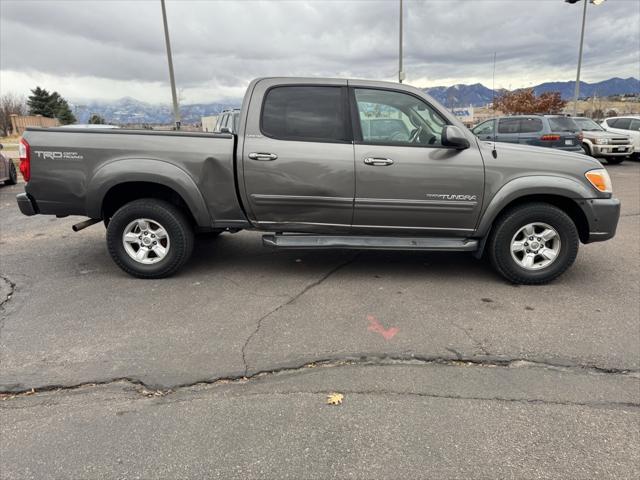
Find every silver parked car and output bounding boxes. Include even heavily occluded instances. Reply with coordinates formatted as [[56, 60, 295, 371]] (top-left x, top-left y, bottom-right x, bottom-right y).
[[573, 117, 633, 165], [0, 144, 18, 186], [601, 116, 640, 160]]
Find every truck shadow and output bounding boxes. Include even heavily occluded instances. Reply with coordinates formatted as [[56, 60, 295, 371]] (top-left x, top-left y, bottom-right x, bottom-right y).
[[187, 232, 499, 284]]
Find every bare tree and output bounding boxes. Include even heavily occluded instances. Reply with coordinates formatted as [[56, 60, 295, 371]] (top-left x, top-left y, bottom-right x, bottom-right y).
[[493, 89, 566, 115], [0, 93, 27, 136]]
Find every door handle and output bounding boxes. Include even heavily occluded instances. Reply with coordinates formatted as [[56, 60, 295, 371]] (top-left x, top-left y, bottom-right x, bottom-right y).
[[248, 152, 278, 161], [363, 157, 394, 166]]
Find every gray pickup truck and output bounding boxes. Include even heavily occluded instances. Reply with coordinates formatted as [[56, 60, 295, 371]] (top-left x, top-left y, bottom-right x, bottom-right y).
[[16, 77, 620, 284]]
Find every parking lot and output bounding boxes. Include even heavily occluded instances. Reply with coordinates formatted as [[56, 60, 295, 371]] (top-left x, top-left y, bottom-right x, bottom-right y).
[[1, 161, 639, 478]]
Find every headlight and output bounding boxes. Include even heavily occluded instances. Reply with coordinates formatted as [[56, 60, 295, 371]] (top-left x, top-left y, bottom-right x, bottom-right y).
[[585, 168, 613, 193], [595, 138, 610, 145]]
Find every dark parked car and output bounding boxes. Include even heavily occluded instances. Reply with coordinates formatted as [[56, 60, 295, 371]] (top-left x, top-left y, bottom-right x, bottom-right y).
[[0, 144, 18, 186], [472, 115, 583, 152]]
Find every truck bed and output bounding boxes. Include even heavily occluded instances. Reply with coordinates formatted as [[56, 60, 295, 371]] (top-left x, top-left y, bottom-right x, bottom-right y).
[[21, 127, 247, 228]]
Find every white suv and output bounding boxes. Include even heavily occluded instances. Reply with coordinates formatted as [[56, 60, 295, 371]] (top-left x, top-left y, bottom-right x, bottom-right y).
[[601, 116, 640, 159]]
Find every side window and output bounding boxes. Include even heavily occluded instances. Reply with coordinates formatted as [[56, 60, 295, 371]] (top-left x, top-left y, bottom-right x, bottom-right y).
[[519, 117, 543, 133], [498, 118, 520, 134], [261, 86, 348, 142], [614, 118, 632, 130], [354, 88, 446, 146], [629, 119, 640, 131], [473, 120, 494, 135]]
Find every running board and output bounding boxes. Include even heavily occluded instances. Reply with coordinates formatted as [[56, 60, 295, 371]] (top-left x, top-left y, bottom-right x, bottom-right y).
[[262, 234, 478, 251]]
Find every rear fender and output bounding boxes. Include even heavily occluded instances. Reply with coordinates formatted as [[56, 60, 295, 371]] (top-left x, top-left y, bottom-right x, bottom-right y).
[[86, 158, 212, 226]]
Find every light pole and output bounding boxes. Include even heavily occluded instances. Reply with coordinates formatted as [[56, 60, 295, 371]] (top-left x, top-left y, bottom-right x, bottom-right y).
[[160, 0, 181, 130], [399, 0, 405, 83], [566, 0, 606, 116]]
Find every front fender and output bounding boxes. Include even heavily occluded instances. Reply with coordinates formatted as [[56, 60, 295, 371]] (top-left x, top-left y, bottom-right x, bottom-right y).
[[86, 158, 212, 226], [475, 175, 595, 237]]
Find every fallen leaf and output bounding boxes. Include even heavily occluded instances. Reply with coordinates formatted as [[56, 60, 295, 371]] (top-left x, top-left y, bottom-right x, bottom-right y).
[[326, 392, 344, 405]]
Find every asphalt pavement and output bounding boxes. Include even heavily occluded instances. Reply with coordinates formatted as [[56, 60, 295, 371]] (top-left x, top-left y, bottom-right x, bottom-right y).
[[1, 161, 639, 479]]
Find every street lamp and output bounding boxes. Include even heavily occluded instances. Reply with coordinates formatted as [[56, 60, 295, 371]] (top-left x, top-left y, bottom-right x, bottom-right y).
[[399, 0, 405, 83], [160, 0, 181, 130], [565, 0, 606, 116]]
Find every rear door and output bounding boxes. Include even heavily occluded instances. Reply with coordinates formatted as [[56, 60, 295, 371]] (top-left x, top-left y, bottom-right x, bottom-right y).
[[496, 117, 521, 143], [241, 79, 354, 229], [517, 117, 544, 146], [350, 86, 484, 232]]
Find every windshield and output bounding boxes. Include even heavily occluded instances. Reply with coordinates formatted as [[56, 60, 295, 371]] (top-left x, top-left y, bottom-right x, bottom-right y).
[[547, 116, 580, 132], [573, 118, 603, 131]]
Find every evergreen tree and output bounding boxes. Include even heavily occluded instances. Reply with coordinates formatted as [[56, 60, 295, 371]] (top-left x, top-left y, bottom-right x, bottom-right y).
[[27, 87, 76, 124], [88, 114, 105, 124], [27, 87, 55, 117], [56, 97, 76, 125]]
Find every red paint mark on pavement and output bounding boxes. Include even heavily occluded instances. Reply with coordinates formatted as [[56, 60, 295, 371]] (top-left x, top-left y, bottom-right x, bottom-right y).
[[367, 315, 399, 340]]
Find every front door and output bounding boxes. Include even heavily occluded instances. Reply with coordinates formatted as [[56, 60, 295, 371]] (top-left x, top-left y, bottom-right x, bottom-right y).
[[242, 80, 354, 229], [350, 87, 484, 233]]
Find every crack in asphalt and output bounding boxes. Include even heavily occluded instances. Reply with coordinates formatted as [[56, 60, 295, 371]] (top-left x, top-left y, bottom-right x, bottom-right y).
[[0, 274, 16, 310], [0, 274, 17, 338], [240, 254, 359, 376], [452, 323, 490, 355], [2, 354, 637, 400]]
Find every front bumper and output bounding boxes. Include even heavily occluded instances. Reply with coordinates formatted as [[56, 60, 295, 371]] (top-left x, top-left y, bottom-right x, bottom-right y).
[[592, 144, 634, 157], [16, 193, 38, 216], [579, 197, 620, 243]]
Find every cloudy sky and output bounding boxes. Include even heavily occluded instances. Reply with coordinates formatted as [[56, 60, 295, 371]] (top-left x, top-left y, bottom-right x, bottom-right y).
[[1, 0, 639, 105]]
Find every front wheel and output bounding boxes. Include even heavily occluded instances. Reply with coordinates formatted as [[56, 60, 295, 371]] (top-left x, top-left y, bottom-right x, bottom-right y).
[[605, 157, 624, 165], [106, 199, 194, 278], [488, 203, 579, 285]]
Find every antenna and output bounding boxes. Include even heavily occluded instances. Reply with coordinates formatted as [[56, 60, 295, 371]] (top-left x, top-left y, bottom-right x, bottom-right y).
[[491, 52, 498, 159]]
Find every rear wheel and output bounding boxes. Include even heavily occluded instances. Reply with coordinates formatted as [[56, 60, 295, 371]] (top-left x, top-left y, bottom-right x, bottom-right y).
[[5, 162, 17, 185], [106, 199, 194, 278], [488, 203, 579, 285]]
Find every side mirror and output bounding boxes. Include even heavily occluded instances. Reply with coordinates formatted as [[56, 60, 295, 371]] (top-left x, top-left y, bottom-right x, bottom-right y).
[[441, 125, 470, 150], [220, 127, 231, 134]]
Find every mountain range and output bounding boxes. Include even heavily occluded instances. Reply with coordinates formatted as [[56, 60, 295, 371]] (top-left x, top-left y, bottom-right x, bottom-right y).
[[72, 77, 639, 125], [423, 77, 639, 108]]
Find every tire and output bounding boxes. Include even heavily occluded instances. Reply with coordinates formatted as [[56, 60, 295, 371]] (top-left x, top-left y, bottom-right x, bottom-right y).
[[582, 144, 592, 157], [605, 157, 624, 165], [488, 203, 579, 285], [4, 162, 17, 185], [106, 198, 194, 279]]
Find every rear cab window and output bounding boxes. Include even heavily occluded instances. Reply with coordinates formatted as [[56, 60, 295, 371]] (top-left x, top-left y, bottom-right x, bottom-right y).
[[260, 86, 350, 142]]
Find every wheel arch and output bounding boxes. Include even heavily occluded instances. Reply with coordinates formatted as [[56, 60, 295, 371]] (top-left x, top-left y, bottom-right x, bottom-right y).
[[476, 176, 593, 244], [87, 159, 212, 226]]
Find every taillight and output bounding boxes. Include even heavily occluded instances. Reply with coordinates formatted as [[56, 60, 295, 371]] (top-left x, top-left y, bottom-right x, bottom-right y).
[[577, 132, 584, 142], [18, 137, 30, 182], [540, 134, 561, 141]]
